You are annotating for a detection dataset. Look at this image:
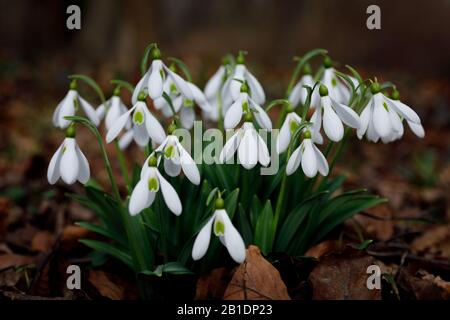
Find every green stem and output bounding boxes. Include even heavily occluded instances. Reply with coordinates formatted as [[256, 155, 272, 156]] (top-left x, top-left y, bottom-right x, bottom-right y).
[[273, 146, 292, 232], [114, 140, 130, 189]]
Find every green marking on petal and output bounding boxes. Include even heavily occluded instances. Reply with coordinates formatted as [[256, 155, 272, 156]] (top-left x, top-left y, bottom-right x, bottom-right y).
[[383, 102, 389, 112], [62, 146, 67, 154], [331, 78, 337, 88], [170, 83, 178, 94], [148, 177, 159, 191], [214, 220, 225, 236], [184, 99, 194, 107], [242, 101, 249, 113], [289, 119, 299, 133], [133, 110, 144, 125], [164, 145, 176, 158]]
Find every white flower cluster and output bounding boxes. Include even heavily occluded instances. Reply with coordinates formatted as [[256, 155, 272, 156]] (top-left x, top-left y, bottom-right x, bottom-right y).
[[47, 48, 425, 264]]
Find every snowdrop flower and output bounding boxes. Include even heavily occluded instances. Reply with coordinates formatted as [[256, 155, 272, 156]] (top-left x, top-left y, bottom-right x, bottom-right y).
[[223, 81, 272, 130], [288, 64, 316, 108], [141, 125, 200, 185], [221, 51, 265, 112], [96, 89, 130, 131], [132, 46, 193, 104], [357, 84, 425, 143], [310, 85, 360, 142], [47, 126, 90, 185], [203, 59, 232, 121], [129, 156, 182, 216], [219, 121, 270, 170], [155, 80, 212, 129], [286, 130, 329, 177], [52, 81, 100, 129], [106, 92, 166, 147], [313, 56, 358, 105], [276, 111, 323, 154], [192, 197, 246, 264]]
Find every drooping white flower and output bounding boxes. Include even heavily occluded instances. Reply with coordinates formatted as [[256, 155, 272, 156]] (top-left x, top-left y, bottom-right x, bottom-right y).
[[357, 85, 424, 143], [203, 63, 230, 121], [223, 82, 272, 130], [141, 133, 200, 185], [106, 94, 166, 147], [221, 52, 265, 111], [276, 112, 323, 154], [286, 131, 329, 177], [47, 129, 90, 185], [192, 201, 246, 264], [155, 81, 212, 129], [288, 65, 316, 108], [52, 82, 100, 129], [132, 48, 193, 104], [96, 95, 130, 131], [129, 160, 182, 216], [219, 122, 270, 169], [310, 85, 360, 142]]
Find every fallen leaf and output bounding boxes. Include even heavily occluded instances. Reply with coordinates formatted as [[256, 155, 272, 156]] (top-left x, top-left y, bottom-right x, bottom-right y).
[[88, 270, 124, 300], [355, 205, 394, 241], [0, 254, 36, 269], [0, 197, 11, 240], [304, 240, 339, 259], [31, 231, 54, 253], [308, 252, 383, 300], [223, 245, 290, 300], [0, 268, 23, 287], [411, 224, 450, 259], [397, 267, 447, 300], [195, 267, 231, 300]]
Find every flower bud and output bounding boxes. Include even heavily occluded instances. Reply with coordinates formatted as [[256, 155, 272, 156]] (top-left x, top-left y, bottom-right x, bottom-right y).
[[240, 81, 249, 93], [304, 130, 312, 139], [151, 47, 161, 60], [323, 56, 333, 69], [69, 79, 77, 90], [168, 122, 177, 135], [319, 84, 329, 97], [148, 155, 158, 167], [138, 91, 147, 101], [214, 197, 225, 210], [303, 63, 312, 75], [391, 89, 400, 100], [113, 87, 121, 96], [65, 125, 76, 138], [370, 82, 381, 94]]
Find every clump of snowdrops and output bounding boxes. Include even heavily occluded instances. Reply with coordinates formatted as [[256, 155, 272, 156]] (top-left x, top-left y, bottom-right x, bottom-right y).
[[47, 44, 424, 297]]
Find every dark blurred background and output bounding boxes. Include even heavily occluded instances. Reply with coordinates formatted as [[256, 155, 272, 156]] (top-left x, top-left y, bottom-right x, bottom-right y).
[[0, 0, 449, 183]]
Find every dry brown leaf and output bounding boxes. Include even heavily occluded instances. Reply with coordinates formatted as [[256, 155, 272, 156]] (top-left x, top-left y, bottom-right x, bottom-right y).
[[31, 231, 54, 253], [355, 205, 394, 241], [304, 240, 339, 259], [88, 270, 124, 300], [309, 253, 383, 300], [223, 245, 290, 300], [397, 267, 447, 300], [0, 268, 23, 287], [195, 267, 231, 300], [0, 254, 36, 269], [411, 224, 450, 258], [0, 197, 11, 240]]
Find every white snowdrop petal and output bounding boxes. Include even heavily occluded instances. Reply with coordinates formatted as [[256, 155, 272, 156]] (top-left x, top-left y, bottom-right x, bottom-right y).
[[75, 144, 90, 184], [164, 158, 182, 177], [250, 99, 272, 131], [204, 66, 225, 100], [224, 99, 243, 129], [47, 144, 63, 184], [219, 130, 242, 163], [301, 139, 318, 178], [57, 90, 77, 128], [192, 216, 214, 260], [387, 97, 421, 124], [96, 102, 106, 121], [118, 130, 134, 150], [157, 172, 182, 215], [148, 60, 163, 99], [230, 65, 245, 100], [105, 97, 122, 130], [331, 97, 360, 129], [177, 141, 201, 185], [60, 138, 79, 184], [180, 107, 195, 130], [276, 117, 291, 154], [310, 109, 322, 140], [188, 82, 211, 112], [312, 143, 329, 176], [373, 93, 392, 138], [245, 69, 265, 104], [322, 98, 344, 142], [106, 108, 134, 143], [78, 96, 100, 126], [133, 122, 150, 147], [407, 120, 425, 138], [238, 127, 258, 169], [129, 179, 152, 216], [357, 101, 372, 139], [286, 145, 302, 175], [219, 210, 246, 264], [132, 70, 150, 104], [288, 81, 303, 107], [144, 108, 166, 144], [163, 65, 194, 100], [256, 134, 270, 166]]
